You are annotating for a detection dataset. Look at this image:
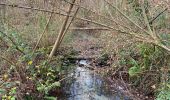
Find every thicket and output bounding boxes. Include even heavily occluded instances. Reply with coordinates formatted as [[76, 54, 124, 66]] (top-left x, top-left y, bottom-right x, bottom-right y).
[[0, 0, 170, 99]]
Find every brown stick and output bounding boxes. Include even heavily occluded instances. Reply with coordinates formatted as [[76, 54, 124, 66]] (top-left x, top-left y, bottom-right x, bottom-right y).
[[0, 3, 126, 33], [0, 56, 21, 80], [59, 7, 79, 45], [0, 30, 25, 54], [1, 2, 169, 52], [49, 0, 76, 58], [63, 0, 131, 31], [32, 0, 57, 55], [147, 8, 168, 28], [32, 14, 53, 54], [69, 27, 110, 30], [0, 3, 149, 46], [103, 0, 150, 35]]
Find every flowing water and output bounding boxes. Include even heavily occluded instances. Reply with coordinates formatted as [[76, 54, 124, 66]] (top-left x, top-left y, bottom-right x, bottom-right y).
[[59, 60, 130, 100]]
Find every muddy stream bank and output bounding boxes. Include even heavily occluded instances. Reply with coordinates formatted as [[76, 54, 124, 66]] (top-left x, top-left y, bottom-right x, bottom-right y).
[[58, 60, 131, 100]]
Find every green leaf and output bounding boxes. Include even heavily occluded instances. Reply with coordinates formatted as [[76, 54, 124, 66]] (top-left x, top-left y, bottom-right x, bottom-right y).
[[52, 82, 61, 87], [37, 84, 46, 92], [166, 84, 170, 88], [44, 96, 57, 100], [128, 66, 140, 77], [0, 89, 6, 94], [10, 87, 17, 94], [11, 97, 16, 100]]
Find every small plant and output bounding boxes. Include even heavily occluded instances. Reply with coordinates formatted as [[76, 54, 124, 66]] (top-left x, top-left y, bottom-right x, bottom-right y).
[[128, 58, 141, 77], [157, 83, 170, 100], [0, 73, 17, 100]]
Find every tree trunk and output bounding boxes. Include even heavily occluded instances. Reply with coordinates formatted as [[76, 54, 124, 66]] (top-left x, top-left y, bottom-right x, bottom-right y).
[[0, 0, 6, 31], [49, 0, 76, 58]]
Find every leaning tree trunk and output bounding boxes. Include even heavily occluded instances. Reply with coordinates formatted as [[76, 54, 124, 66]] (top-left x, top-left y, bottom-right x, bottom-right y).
[[0, 0, 6, 31], [49, 0, 76, 58]]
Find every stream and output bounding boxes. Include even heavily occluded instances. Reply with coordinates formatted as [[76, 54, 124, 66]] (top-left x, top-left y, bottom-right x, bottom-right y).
[[59, 60, 130, 100]]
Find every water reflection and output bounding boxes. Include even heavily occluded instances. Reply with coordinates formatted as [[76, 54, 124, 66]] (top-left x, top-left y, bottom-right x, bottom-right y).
[[60, 60, 129, 100]]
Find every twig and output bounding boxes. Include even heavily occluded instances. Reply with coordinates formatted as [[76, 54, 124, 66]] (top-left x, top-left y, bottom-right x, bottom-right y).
[[32, 0, 57, 55], [103, 0, 150, 35], [49, 0, 77, 58], [149, 8, 168, 25], [69, 27, 110, 30], [141, 3, 170, 52], [32, 14, 53, 55], [0, 56, 21, 80], [63, 0, 131, 31], [106, 5, 130, 32], [0, 36, 9, 48], [136, 8, 168, 32], [59, 7, 80, 45], [1, 3, 170, 52], [142, 5, 155, 39], [0, 3, 127, 34], [58, 74, 73, 82], [0, 30, 25, 54]]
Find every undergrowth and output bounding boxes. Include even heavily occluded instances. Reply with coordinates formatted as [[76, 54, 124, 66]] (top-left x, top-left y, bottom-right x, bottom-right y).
[[0, 29, 76, 99]]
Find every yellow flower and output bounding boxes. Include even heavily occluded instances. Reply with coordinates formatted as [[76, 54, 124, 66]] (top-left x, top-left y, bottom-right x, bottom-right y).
[[3, 74, 8, 80], [7, 96, 11, 100], [28, 61, 33, 65]]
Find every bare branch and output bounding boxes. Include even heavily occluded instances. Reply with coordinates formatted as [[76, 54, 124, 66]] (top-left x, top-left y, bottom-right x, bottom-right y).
[[103, 0, 150, 35], [69, 27, 110, 30], [149, 8, 168, 25], [49, 0, 77, 58], [32, 0, 57, 55], [0, 30, 25, 54], [0, 3, 126, 33], [63, 0, 131, 31], [59, 7, 80, 45], [0, 56, 21, 80]]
